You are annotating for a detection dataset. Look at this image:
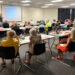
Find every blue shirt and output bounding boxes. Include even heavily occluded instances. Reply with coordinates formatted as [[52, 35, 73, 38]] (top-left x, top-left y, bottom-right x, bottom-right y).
[[38, 24, 44, 28], [43, 21, 45, 25]]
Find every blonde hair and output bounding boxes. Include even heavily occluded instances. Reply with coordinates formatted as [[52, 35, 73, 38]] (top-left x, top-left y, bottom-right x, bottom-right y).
[[71, 29, 75, 41], [7, 30, 16, 38], [29, 28, 37, 36]]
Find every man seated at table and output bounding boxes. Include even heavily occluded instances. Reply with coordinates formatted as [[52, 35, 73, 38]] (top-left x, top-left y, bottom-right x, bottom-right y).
[[2, 20, 9, 28], [0, 30, 19, 67]]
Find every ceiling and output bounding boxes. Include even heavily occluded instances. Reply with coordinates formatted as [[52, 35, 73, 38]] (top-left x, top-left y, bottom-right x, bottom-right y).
[[1, 0, 75, 8]]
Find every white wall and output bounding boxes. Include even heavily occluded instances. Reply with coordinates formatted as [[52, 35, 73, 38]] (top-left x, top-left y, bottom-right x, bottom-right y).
[[0, 5, 58, 23], [0, 5, 1, 13], [22, 7, 43, 23], [43, 8, 58, 22]]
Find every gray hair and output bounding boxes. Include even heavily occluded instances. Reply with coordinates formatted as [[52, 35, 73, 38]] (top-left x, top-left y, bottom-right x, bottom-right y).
[[7, 30, 16, 38], [29, 28, 37, 36]]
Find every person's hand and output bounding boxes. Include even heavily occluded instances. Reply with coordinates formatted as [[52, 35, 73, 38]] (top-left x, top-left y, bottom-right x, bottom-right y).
[[14, 34, 18, 38], [14, 35, 19, 41]]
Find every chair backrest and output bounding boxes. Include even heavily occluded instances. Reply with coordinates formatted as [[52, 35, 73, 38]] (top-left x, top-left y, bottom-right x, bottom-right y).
[[12, 27, 22, 35], [0, 31, 6, 37], [67, 41, 75, 52], [39, 28, 45, 33], [25, 28, 30, 34], [0, 46, 16, 59], [48, 27, 52, 31], [33, 43, 45, 55]]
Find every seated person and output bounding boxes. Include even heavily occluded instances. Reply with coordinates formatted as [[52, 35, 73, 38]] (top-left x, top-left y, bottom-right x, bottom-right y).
[[52, 19, 57, 26], [56, 29, 75, 59], [26, 22, 32, 28], [24, 21, 27, 27], [38, 21, 44, 28], [38, 22, 45, 33], [0, 30, 19, 67], [24, 22, 32, 34], [2, 20, 9, 28], [45, 20, 52, 34], [30, 19, 34, 26], [12, 22, 19, 30], [25, 28, 42, 64], [12, 22, 24, 35], [10, 21, 16, 28], [45, 20, 51, 30], [41, 20, 45, 25]]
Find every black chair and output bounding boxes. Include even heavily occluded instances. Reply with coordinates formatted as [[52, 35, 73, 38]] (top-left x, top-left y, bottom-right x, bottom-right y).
[[25, 28, 30, 34], [48, 27, 52, 32], [0, 46, 22, 75], [0, 31, 6, 38], [25, 42, 47, 68], [67, 41, 75, 52], [67, 25, 70, 30], [25, 43, 48, 71], [33, 43, 45, 55], [12, 27, 22, 36], [39, 28, 45, 33]]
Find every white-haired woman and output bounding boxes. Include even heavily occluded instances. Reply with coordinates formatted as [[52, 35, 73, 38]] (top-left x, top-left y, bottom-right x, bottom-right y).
[[56, 29, 75, 59], [0, 30, 19, 67], [26, 28, 42, 64]]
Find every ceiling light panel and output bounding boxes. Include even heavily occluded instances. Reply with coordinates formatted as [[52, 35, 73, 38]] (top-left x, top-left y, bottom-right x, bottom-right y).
[[51, 0, 63, 3], [0, 1, 3, 3], [21, 0, 31, 3], [45, 4, 54, 6], [70, 3, 75, 6], [61, 6, 69, 8]]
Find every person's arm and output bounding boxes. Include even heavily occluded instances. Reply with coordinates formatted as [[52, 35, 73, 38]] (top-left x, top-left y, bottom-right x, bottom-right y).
[[65, 32, 71, 36], [30, 36, 32, 43], [14, 35, 19, 41], [64, 37, 71, 47], [38, 34, 42, 42]]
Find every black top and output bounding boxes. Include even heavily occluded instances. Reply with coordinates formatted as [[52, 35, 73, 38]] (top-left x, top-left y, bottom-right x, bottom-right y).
[[12, 26, 19, 30], [3, 22, 9, 28]]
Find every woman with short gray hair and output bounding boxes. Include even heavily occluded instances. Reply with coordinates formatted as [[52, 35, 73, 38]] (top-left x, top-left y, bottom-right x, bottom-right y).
[[25, 28, 42, 64]]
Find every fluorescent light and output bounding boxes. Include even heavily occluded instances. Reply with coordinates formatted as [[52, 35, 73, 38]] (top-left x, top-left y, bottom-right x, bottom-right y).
[[0, 1, 3, 3], [51, 0, 63, 3], [21, 0, 31, 3], [41, 6, 49, 8], [45, 4, 54, 6], [61, 6, 69, 8], [70, 3, 75, 6], [22, 4, 30, 6]]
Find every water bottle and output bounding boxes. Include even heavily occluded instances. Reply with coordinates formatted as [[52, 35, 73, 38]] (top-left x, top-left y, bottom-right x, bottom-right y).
[[25, 52, 29, 63]]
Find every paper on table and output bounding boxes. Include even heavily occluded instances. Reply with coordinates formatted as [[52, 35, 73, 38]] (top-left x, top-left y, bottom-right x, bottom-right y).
[[60, 44, 64, 46]]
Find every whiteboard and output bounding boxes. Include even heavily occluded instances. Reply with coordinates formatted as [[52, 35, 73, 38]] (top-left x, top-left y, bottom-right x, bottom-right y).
[[2, 5, 22, 21]]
